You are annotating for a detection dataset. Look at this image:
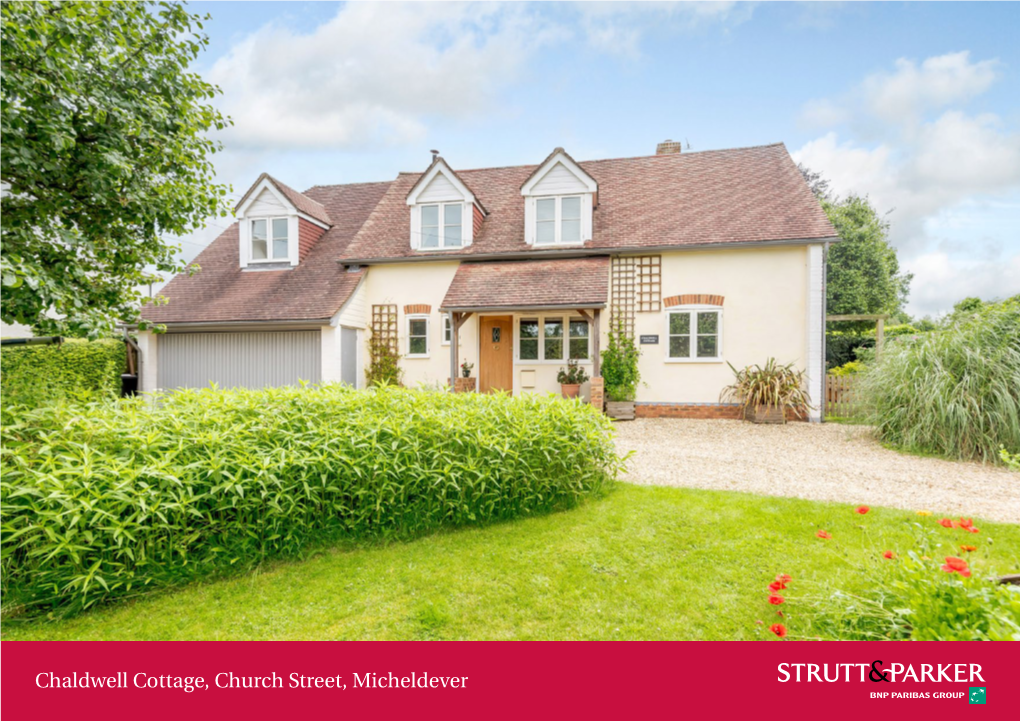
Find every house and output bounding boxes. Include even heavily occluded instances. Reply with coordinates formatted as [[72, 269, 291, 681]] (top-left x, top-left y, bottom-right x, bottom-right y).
[[139, 141, 837, 420]]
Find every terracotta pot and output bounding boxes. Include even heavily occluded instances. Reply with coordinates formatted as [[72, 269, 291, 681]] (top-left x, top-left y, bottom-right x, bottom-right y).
[[561, 384, 581, 399], [606, 401, 635, 420], [746, 405, 786, 424]]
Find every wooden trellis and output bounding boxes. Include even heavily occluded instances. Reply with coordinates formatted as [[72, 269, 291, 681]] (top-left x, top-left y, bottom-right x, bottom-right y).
[[610, 256, 636, 338], [371, 304, 399, 355], [635, 255, 661, 312]]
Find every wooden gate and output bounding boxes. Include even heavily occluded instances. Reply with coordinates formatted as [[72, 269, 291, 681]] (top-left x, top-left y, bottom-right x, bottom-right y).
[[825, 374, 860, 418]]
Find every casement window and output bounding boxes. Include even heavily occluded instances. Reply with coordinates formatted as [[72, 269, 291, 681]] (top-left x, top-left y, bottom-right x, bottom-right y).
[[421, 203, 463, 249], [250, 217, 289, 261], [407, 315, 430, 357], [517, 316, 591, 362], [442, 314, 452, 345], [666, 307, 722, 361], [535, 196, 582, 245]]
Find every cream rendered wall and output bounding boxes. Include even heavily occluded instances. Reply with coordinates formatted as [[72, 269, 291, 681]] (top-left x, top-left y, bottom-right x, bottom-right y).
[[137, 330, 159, 392], [361, 262, 478, 388], [630, 246, 810, 404]]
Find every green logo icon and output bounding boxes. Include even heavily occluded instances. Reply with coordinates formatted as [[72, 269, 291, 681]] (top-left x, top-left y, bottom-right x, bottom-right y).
[[969, 687, 986, 704]]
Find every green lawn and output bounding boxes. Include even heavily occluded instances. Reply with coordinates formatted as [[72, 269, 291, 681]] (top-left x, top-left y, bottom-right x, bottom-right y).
[[5, 484, 1018, 641]]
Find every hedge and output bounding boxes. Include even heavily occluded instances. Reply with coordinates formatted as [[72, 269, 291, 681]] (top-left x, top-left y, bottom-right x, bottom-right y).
[[0, 338, 125, 407], [0, 385, 621, 615]]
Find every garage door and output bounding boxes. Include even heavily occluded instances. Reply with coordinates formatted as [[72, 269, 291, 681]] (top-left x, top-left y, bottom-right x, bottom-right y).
[[158, 331, 321, 389]]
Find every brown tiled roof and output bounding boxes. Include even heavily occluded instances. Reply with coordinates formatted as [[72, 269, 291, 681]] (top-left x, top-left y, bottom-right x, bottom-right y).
[[142, 181, 390, 323], [342, 143, 836, 262], [441, 257, 610, 310], [405, 157, 488, 215], [235, 173, 333, 226]]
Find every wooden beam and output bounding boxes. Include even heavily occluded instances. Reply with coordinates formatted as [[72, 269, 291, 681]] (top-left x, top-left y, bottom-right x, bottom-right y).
[[576, 309, 593, 323], [876, 316, 885, 358], [826, 314, 890, 322], [450, 312, 459, 390], [592, 308, 601, 378], [453, 311, 473, 331]]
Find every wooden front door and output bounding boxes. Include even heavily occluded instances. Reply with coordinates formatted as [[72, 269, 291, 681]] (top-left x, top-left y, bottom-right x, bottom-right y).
[[479, 315, 513, 394]]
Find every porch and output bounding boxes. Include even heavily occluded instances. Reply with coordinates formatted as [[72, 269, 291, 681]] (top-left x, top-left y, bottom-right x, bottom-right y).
[[439, 257, 610, 402]]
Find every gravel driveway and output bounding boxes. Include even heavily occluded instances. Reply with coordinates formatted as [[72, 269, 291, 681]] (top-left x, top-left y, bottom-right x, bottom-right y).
[[614, 419, 1019, 524]]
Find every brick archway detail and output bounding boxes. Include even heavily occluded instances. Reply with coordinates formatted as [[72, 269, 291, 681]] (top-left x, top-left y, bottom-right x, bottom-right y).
[[404, 304, 431, 314], [663, 294, 724, 308]]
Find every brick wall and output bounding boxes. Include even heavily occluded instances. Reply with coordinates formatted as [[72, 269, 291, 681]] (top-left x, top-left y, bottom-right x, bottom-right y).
[[298, 218, 326, 261], [634, 403, 809, 421], [404, 304, 431, 315], [589, 377, 604, 411], [453, 377, 477, 393]]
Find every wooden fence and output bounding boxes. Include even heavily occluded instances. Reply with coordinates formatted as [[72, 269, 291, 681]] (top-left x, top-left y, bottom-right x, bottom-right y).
[[825, 374, 860, 418]]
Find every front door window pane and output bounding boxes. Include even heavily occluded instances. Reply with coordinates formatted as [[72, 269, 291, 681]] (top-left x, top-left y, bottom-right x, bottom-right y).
[[544, 318, 563, 359], [569, 319, 589, 359]]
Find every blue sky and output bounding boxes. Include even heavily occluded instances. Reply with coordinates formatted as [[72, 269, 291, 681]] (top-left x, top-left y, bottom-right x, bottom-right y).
[[177, 1, 1020, 316]]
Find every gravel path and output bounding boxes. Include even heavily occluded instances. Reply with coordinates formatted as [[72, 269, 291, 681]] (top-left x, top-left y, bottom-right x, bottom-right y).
[[614, 419, 1019, 524]]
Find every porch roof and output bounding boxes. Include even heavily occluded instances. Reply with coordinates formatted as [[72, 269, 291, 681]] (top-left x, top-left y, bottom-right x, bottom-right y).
[[440, 256, 610, 312]]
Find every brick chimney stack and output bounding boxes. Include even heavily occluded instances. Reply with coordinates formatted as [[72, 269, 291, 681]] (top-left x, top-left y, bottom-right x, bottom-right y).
[[656, 139, 683, 155]]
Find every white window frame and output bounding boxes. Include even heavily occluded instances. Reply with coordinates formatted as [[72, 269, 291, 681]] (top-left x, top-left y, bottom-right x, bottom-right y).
[[406, 314, 430, 358], [534, 196, 584, 246], [442, 313, 452, 346], [419, 202, 464, 250], [665, 305, 723, 363], [249, 216, 290, 263], [514, 314, 592, 364]]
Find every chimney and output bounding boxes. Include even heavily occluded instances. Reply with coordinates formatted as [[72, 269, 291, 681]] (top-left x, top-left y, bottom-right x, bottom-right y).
[[656, 139, 683, 155], [431, 149, 440, 162]]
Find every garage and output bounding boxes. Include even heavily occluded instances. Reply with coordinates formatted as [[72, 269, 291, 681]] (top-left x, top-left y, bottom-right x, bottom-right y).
[[157, 331, 321, 390]]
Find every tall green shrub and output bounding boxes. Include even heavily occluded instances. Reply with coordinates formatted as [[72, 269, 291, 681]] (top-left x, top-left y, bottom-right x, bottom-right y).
[[1, 338, 125, 407], [1, 385, 621, 615], [860, 295, 1020, 464], [600, 324, 640, 402]]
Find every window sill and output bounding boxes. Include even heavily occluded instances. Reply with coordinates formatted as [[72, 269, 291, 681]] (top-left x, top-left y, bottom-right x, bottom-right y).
[[664, 358, 724, 364], [515, 359, 593, 365], [405, 354, 431, 360], [533, 242, 587, 249], [415, 246, 464, 253]]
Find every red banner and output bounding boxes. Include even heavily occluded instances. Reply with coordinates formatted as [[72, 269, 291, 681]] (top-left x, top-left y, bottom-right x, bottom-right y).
[[1, 641, 1014, 719]]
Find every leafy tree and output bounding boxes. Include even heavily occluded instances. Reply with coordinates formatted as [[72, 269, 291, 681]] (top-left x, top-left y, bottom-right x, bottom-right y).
[[952, 297, 984, 315], [798, 163, 832, 200], [1, 2, 231, 336], [823, 194, 912, 329]]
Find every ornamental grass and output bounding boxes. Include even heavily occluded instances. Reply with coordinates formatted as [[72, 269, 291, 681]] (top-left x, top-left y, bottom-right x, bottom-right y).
[[858, 295, 1020, 464], [1, 385, 620, 616]]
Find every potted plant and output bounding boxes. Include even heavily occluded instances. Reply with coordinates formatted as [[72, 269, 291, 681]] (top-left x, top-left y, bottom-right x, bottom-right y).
[[557, 358, 589, 399], [720, 358, 811, 424], [600, 323, 640, 419], [460, 360, 474, 378]]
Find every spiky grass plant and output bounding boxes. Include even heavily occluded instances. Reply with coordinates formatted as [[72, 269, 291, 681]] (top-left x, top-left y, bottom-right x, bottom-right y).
[[1, 385, 621, 615], [719, 358, 811, 419], [859, 295, 1020, 464]]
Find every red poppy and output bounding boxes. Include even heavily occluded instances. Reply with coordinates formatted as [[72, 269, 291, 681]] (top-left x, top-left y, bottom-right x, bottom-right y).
[[937, 518, 955, 528], [816, 530, 832, 539], [856, 506, 870, 514], [770, 623, 787, 638], [957, 518, 974, 528], [768, 593, 785, 605], [776, 574, 792, 583], [882, 550, 895, 559], [960, 545, 977, 553], [941, 556, 972, 577], [769, 581, 787, 592], [966, 526, 980, 534]]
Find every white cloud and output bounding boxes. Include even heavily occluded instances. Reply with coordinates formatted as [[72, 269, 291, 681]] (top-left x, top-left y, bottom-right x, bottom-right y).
[[209, 3, 561, 150], [801, 51, 1000, 129], [793, 52, 1020, 316]]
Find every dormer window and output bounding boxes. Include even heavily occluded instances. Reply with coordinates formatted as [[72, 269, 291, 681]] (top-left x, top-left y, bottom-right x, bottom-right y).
[[521, 148, 598, 247], [406, 157, 485, 252], [251, 217, 290, 261], [536, 196, 582, 245], [421, 203, 463, 248]]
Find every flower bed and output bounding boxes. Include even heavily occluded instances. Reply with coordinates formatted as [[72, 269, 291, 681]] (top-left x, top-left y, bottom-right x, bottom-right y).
[[1, 385, 621, 615]]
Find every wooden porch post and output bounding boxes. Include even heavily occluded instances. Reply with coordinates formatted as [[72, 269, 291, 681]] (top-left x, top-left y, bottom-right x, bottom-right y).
[[876, 316, 885, 359], [593, 308, 601, 377], [450, 312, 459, 390]]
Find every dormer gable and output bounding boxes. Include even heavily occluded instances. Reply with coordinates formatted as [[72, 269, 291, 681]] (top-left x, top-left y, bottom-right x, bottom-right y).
[[234, 174, 331, 268], [405, 157, 486, 251], [520, 148, 597, 246]]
